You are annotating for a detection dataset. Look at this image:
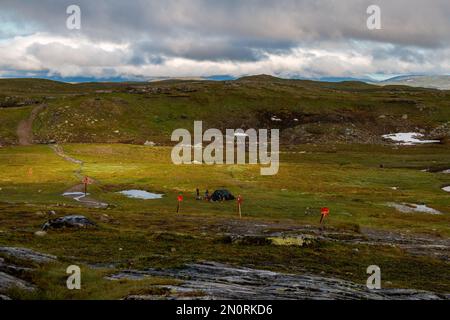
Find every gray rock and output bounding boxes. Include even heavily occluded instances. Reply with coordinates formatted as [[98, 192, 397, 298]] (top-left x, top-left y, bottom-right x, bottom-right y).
[[0, 247, 58, 295], [0, 271, 36, 292], [0, 257, 33, 274], [0, 294, 12, 300], [42, 215, 96, 231], [108, 262, 447, 300], [0, 247, 56, 264]]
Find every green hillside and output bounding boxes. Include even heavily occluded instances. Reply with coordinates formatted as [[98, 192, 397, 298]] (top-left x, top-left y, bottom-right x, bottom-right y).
[[0, 76, 449, 146]]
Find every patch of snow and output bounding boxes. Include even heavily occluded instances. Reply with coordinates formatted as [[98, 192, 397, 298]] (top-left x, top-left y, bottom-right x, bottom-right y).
[[118, 190, 164, 200], [442, 169, 450, 174], [382, 132, 440, 145], [387, 202, 441, 215], [442, 186, 450, 193]]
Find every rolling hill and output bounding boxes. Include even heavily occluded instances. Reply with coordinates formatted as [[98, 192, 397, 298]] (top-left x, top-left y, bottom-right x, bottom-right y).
[[0, 76, 449, 146]]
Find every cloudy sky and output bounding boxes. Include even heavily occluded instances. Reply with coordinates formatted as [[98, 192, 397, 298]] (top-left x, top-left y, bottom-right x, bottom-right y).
[[1, 0, 449, 81]]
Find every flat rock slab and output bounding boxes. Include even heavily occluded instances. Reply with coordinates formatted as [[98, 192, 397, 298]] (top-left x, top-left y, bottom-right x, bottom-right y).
[[0, 247, 56, 264], [42, 215, 96, 230], [108, 262, 447, 300], [0, 247, 57, 296], [0, 271, 36, 292]]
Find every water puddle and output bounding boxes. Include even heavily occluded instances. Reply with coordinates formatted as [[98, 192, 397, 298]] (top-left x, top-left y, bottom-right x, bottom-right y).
[[387, 202, 441, 215], [118, 190, 164, 200]]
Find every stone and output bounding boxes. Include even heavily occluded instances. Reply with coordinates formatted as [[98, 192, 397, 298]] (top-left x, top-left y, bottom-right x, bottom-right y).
[[107, 262, 447, 300], [0, 272, 36, 292], [0, 247, 56, 264], [144, 141, 156, 146], [42, 215, 96, 231], [0, 247, 58, 294]]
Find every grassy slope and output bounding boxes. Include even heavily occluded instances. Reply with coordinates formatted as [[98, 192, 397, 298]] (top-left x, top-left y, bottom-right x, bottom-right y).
[[0, 78, 449, 298], [0, 77, 449, 145]]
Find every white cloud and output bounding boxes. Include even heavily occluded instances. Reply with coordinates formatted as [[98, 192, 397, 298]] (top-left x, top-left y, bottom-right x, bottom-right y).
[[0, 0, 449, 79]]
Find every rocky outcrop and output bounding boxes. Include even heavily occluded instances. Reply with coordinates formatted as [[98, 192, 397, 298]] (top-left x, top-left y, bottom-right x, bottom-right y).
[[109, 262, 448, 300], [0, 272, 36, 292], [0, 247, 56, 264], [0, 247, 57, 295]]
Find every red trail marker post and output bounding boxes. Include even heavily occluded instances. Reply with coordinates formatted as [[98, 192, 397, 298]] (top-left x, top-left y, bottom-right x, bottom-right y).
[[320, 207, 330, 224], [82, 176, 93, 196], [177, 195, 183, 213], [237, 195, 243, 219]]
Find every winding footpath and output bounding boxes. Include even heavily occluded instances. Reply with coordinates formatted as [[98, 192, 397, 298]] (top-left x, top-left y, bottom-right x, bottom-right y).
[[16, 104, 46, 146], [50, 144, 108, 209]]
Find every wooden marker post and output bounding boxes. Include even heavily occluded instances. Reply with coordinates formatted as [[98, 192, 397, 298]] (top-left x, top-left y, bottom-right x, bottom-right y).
[[82, 176, 93, 196], [177, 195, 183, 213], [237, 195, 243, 219], [320, 207, 330, 224]]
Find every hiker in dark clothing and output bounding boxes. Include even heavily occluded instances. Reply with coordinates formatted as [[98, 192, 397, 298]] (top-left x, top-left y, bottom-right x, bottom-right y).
[[205, 189, 210, 201], [196, 188, 202, 200]]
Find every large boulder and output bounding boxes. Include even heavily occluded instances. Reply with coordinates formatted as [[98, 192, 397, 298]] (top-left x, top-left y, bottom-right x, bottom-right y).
[[42, 215, 96, 231]]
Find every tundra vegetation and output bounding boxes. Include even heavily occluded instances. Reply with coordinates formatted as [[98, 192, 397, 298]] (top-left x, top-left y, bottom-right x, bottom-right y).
[[0, 76, 448, 299]]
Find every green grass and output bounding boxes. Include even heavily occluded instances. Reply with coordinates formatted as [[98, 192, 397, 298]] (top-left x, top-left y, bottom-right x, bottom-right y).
[[0, 106, 32, 144], [0, 143, 449, 298], [1, 77, 449, 145]]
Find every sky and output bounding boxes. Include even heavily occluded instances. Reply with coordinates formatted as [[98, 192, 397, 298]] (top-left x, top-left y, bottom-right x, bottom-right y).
[[0, 0, 449, 81]]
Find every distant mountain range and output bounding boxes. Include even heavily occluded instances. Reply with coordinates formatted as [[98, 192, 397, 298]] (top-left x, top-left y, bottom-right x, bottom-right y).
[[375, 75, 450, 90], [145, 74, 450, 90], [1, 73, 449, 90]]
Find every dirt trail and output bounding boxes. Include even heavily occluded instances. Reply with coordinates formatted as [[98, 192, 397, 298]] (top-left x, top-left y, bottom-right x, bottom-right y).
[[50, 144, 108, 209], [17, 105, 46, 146]]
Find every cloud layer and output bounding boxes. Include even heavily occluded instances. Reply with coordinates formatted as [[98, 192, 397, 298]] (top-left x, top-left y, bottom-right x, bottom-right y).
[[0, 0, 449, 79]]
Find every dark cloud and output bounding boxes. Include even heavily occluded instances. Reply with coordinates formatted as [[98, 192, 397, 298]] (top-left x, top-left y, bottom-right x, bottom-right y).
[[0, 0, 449, 78], [2, 0, 450, 47]]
